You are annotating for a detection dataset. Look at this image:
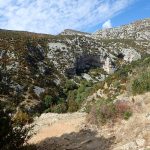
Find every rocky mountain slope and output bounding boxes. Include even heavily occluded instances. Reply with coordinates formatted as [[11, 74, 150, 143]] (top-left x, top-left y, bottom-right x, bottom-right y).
[[93, 18, 150, 41], [60, 29, 91, 37], [0, 18, 150, 114]]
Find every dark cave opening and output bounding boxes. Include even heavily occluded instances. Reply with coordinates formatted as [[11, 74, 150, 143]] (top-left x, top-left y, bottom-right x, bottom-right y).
[[65, 54, 102, 77]]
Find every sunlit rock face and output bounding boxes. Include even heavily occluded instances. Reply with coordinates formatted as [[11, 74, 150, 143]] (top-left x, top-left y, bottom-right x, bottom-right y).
[[103, 57, 115, 74], [60, 29, 91, 37], [121, 48, 141, 62], [93, 19, 150, 41]]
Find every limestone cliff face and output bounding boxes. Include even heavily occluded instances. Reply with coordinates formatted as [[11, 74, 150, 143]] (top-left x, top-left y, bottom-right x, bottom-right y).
[[103, 57, 115, 74]]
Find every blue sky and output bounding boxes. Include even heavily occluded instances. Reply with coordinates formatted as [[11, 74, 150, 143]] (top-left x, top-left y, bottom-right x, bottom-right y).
[[0, 0, 149, 34]]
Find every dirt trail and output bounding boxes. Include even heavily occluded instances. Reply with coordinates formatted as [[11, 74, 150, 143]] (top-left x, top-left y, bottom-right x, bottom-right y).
[[29, 112, 114, 150], [29, 112, 86, 144]]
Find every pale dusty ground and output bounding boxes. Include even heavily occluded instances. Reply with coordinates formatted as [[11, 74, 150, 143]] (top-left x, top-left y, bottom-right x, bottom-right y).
[[29, 112, 86, 144], [29, 112, 114, 150]]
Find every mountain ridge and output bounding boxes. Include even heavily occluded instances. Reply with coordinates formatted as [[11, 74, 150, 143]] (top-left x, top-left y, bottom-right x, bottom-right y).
[[93, 18, 150, 40], [1, 18, 150, 37]]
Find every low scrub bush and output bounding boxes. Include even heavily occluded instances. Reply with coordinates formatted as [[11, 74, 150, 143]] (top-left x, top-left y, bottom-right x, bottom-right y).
[[115, 101, 130, 115], [97, 102, 116, 124], [13, 110, 33, 125], [51, 102, 67, 113], [87, 99, 116, 125], [115, 101, 132, 120], [87, 99, 132, 126], [68, 100, 79, 112], [123, 111, 132, 120], [132, 71, 150, 95], [43, 108, 51, 113]]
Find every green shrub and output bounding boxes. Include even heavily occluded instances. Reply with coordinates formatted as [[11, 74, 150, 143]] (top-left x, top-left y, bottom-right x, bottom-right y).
[[43, 108, 51, 113], [113, 81, 121, 89], [123, 111, 132, 120], [68, 100, 79, 112], [0, 102, 33, 150], [64, 80, 78, 93], [132, 71, 150, 95], [65, 80, 94, 111], [51, 102, 67, 113], [87, 98, 132, 126], [78, 84, 85, 93], [44, 95, 53, 108], [13, 110, 33, 125]]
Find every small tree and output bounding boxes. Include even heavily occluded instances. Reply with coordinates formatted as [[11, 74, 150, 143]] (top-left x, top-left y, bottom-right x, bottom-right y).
[[44, 95, 53, 108], [67, 90, 79, 112], [64, 80, 78, 94]]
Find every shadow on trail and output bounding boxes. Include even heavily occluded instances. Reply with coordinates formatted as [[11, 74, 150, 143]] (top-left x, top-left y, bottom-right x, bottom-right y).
[[36, 129, 115, 150]]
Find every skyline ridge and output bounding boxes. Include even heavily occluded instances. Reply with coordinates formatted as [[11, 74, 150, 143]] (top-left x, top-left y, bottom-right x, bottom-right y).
[[0, 17, 149, 35]]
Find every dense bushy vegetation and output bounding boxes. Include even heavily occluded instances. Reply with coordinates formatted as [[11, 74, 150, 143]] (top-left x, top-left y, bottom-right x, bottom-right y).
[[87, 98, 132, 125], [42, 79, 93, 113], [132, 70, 150, 95], [66, 80, 93, 112], [0, 102, 34, 150]]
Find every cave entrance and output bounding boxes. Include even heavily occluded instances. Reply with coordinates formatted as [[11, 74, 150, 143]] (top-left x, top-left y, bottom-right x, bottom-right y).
[[66, 54, 102, 77]]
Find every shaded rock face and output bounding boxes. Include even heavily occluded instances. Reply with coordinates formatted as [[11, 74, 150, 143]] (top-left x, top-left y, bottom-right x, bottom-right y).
[[26, 43, 45, 70], [66, 54, 102, 77], [75, 54, 101, 74], [117, 53, 124, 59]]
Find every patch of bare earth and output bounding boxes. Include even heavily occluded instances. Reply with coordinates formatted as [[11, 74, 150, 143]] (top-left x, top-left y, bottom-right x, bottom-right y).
[[29, 113, 86, 144], [29, 92, 150, 150], [29, 112, 115, 150]]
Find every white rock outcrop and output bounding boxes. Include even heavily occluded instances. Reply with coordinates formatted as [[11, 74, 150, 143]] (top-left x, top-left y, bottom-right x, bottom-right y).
[[121, 48, 141, 62]]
